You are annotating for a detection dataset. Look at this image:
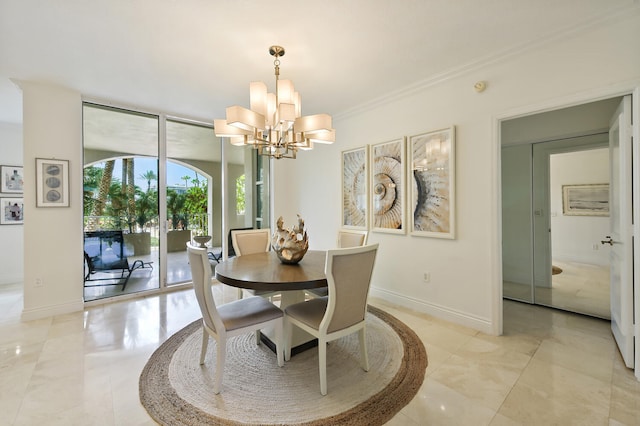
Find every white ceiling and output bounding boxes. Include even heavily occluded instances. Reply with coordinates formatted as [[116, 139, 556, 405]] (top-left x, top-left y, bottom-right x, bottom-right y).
[[0, 0, 637, 127]]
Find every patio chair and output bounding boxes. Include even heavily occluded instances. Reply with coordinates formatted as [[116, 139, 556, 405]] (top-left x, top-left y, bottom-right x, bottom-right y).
[[83, 230, 153, 291]]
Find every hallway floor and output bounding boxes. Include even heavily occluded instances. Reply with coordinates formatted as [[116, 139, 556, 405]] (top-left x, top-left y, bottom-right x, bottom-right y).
[[1, 282, 638, 425]]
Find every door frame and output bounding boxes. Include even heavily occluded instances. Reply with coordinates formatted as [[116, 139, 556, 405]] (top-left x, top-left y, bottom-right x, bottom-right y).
[[493, 83, 640, 379]]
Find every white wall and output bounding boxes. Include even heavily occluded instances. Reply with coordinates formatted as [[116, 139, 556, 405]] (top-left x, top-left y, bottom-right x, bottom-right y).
[[20, 81, 84, 320], [0, 121, 24, 285], [272, 13, 640, 334], [550, 148, 610, 266]]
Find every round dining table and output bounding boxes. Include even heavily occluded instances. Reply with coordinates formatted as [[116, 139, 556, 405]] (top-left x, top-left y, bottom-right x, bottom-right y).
[[214, 250, 328, 354], [214, 250, 327, 292]]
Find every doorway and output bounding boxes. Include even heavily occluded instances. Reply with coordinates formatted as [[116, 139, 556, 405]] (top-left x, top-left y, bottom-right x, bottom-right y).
[[501, 97, 621, 318]]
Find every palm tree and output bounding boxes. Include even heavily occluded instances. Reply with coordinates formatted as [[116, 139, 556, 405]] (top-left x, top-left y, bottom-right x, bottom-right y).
[[87, 160, 115, 230], [181, 175, 191, 190], [140, 170, 157, 192]]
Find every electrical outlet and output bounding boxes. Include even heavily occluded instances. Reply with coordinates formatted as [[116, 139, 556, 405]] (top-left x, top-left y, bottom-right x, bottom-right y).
[[592, 243, 599, 250], [34, 278, 43, 287], [423, 272, 431, 283]]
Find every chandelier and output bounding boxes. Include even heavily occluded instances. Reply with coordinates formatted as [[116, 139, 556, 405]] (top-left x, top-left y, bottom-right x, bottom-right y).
[[214, 45, 335, 159]]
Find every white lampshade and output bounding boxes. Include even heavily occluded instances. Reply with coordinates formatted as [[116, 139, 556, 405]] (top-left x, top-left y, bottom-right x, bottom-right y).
[[277, 79, 294, 104], [306, 129, 335, 144], [249, 81, 268, 117], [294, 114, 333, 134], [266, 93, 277, 127], [226, 105, 266, 131], [214, 119, 253, 137]]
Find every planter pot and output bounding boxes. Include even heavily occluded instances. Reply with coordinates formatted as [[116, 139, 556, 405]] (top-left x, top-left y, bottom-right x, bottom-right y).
[[167, 230, 192, 252], [124, 232, 151, 255]]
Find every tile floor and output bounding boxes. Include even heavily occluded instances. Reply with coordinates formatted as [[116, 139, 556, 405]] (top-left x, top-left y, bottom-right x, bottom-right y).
[[1, 282, 639, 425]]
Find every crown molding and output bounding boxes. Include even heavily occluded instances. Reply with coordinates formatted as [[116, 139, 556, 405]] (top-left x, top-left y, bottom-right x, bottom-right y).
[[335, 3, 640, 122]]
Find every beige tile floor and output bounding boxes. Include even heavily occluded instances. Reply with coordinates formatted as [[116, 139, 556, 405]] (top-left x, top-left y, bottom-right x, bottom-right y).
[[1, 282, 639, 425]]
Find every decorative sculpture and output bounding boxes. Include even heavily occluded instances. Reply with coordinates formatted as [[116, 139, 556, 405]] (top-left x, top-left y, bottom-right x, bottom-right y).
[[272, 215, 309, 264]]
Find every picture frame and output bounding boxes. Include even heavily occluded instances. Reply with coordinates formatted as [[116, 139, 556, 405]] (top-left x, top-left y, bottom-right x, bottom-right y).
[[341, 146, 368, 229], [0, 197, 24, 225], [36, 158, 70, 207], [370, 138, 405, 234], [562, 183, 609, 216], [1, 165, 24, 193], [408, 126, 456, 239]]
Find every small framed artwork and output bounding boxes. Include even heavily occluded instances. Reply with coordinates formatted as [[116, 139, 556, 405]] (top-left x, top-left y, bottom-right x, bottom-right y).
[[562, 184, 609, 216], [0, 197, 24, 225], [408, 126, 456, 239], [370, 138, 405, 234], [342, 146, 368, 229], [36, 158, 70, 207], [1, 165, 24, 193]]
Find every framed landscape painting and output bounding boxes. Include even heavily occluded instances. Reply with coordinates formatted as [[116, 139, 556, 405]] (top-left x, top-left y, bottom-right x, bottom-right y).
[[370, 138, 405, 234], [408, 126, 456, 239], [562, 184, 609, 216], [342, 146, 368, 229]]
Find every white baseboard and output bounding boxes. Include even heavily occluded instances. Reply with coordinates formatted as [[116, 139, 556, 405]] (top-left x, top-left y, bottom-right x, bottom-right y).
[[370, 286, 494, 335], [0, 274, 23, 286], [21, 299, 84, 322]]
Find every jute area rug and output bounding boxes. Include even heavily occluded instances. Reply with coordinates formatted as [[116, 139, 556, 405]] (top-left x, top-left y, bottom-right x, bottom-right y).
[[139, 305, 427, 425]]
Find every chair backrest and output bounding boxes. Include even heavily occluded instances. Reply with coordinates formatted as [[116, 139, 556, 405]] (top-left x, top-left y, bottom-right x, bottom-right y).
[[187, 242, 225, 335], [227, 227, 253, 257], [337, 229, 369, 248], [321, 243, 378, 334], [231, 228, 271, 256]]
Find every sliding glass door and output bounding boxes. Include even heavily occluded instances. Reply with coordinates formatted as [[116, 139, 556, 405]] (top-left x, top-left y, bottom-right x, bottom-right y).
[[83, 104, 160, 301], [165, 119, 221, 285], [83, 102, 267, 301]]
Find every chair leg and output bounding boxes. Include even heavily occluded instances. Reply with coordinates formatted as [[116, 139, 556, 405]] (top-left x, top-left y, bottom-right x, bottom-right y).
[[319, 338, 327, 396], [284, 318, 293, 361], [256, 330, 262, 345], [213, 338, 226, 394], [199, 327, 209, 365], [237, 288, 243, 300], [275, 319, 284, 367], [358, 327, 369, 371]]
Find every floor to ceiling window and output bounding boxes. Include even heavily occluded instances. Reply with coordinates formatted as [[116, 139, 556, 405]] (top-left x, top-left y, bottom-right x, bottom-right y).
[[82, 102, 266, 301]]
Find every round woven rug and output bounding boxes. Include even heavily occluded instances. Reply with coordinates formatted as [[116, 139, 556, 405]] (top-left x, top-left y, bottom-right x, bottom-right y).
[[139, 305, 427, 425]]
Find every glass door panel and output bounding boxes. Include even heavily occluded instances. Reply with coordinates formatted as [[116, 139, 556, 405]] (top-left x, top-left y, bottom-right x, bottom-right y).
[[166, 119, 220, 285], [83, 104, 160, 301], [224, 143, 270, 258]]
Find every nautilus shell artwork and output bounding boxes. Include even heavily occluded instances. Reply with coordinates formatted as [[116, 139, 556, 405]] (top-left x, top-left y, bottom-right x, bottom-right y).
[[409, 128, 455, 238], [271, 215, 309, 264], [372, 140, 404, 231], [342, 148, 367, 228]]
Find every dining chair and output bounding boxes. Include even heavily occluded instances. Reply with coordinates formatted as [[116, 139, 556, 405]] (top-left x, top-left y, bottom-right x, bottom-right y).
[[187, 242, 284, 394], [337, 229, 369, 248], [231, 228, 279, 300], [284, 243, 379, 395], [306, 229, 370, 299]]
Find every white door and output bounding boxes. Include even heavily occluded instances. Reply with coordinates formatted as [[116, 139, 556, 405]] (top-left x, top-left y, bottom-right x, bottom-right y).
[[608, 95, 634, 368]]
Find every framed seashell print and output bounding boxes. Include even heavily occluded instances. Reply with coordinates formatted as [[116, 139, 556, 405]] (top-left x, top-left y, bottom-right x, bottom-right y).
[[342, 146, 368, 229], [370, 138, 405, 234], [36, 158, 70, 207], [408, 127, 455, 239]]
